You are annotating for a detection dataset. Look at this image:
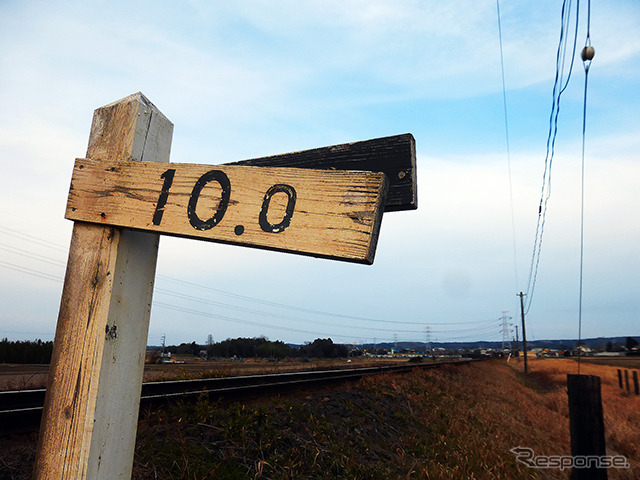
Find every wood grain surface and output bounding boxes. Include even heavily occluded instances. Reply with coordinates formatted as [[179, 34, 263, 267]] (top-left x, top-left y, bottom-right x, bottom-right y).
[[66, 159, 389, 264], [228, 133, 416, 212], [34, 92, 173, 480]]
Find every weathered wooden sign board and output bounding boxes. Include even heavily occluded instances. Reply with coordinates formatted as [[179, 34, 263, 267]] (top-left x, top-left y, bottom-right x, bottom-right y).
[[34, 92, 417, 480], [227, 133, 416, 213], [66, 159, 388, 264]]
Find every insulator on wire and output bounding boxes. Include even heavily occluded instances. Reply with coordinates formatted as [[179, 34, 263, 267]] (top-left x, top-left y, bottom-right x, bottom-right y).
[[581, 46, 595, 62]]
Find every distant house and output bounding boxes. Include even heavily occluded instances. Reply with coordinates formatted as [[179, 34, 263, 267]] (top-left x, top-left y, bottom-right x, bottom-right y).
[[161, 351, 172, 363]]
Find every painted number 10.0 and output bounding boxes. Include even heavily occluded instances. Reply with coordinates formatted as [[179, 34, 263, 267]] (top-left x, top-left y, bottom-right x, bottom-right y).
[[151, 168, 297, 236]]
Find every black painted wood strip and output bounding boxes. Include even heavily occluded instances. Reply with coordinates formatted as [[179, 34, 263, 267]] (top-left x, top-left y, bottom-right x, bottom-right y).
[[226, 133, 417, 212]]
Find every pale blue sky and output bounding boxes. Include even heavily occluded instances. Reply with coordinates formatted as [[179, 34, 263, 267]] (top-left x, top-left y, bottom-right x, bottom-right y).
[[1, 0, 638, 346]]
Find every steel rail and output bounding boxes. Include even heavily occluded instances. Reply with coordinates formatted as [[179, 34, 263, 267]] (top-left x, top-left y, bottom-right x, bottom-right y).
[[0, 358, 472, 435]]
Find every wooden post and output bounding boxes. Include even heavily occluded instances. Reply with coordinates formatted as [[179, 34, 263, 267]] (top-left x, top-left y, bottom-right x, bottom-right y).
[[34, 93, 173, 479], [517, 292, 528, 374], [567, 374, 607, 480], [633, 371, 639, 396], [624, 370, 630, 393], [617, 369, 623, 389]]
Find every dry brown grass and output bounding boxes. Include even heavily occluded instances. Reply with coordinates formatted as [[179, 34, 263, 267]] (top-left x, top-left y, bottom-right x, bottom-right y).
[[509, 357, 640, 479], [2, 358, 638, 479], [0, 357, 408, 390], [135, 360, 556, 479], [132, 360, 583, 479], [576, 356, 640, 370]]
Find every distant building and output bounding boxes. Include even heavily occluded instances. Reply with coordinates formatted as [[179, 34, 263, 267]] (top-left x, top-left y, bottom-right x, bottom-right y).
[[161, 351, 172, 363]]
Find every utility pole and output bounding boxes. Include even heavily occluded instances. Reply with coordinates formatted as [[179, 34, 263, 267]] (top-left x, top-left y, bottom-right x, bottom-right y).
[[517, 292, 528, 374], [424, 326, 432, 354]]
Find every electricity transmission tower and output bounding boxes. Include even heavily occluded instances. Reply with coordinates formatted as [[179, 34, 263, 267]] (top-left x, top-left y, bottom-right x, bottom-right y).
[[500, 312, 512, 351], [424, 326, 432, 353]]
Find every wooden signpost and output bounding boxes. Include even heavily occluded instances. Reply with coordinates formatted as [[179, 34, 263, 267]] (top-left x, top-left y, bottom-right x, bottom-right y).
[[34, 92, 417, 479], [66, 159, 388, 264]]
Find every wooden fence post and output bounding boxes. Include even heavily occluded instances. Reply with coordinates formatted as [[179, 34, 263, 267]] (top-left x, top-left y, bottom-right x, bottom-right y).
[[34, 93, 173, 480], [633, 371, 639, 396], [617, 369, 623, 389], [567, 374, 607, 480], [624, 370, 629, 393]]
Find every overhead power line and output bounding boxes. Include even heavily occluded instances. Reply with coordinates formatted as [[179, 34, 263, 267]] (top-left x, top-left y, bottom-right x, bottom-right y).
[[0, 242, 67, 267], [156, 275, 492, 327], [154, 301, 501, 344], [154, 288, 486, 335], [495, 0, 520, 295], [0, 227, 503, 343], [524, 0, 582, 315], [0, 226, 69, 253], [577, 0, 594, 373], [0, 260, 64, 283]]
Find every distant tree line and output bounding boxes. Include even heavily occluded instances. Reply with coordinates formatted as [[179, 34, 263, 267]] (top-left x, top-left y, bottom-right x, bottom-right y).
[[602, 337, 639, 353], [0, 338, 53, 364], [299, 338, 349, 358], [163, 337, 351, 360]]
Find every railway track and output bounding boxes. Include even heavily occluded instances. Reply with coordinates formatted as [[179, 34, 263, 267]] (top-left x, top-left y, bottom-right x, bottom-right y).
[[0, 358, 472, 435]]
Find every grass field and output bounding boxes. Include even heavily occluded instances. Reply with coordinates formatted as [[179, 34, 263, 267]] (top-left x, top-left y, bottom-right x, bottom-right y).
[[1, 357, 638, 479], [0, 356, 411, 391], [572, 356, 640, 370], [131, 357, 639, 479], [523, 357, 640, 467]]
